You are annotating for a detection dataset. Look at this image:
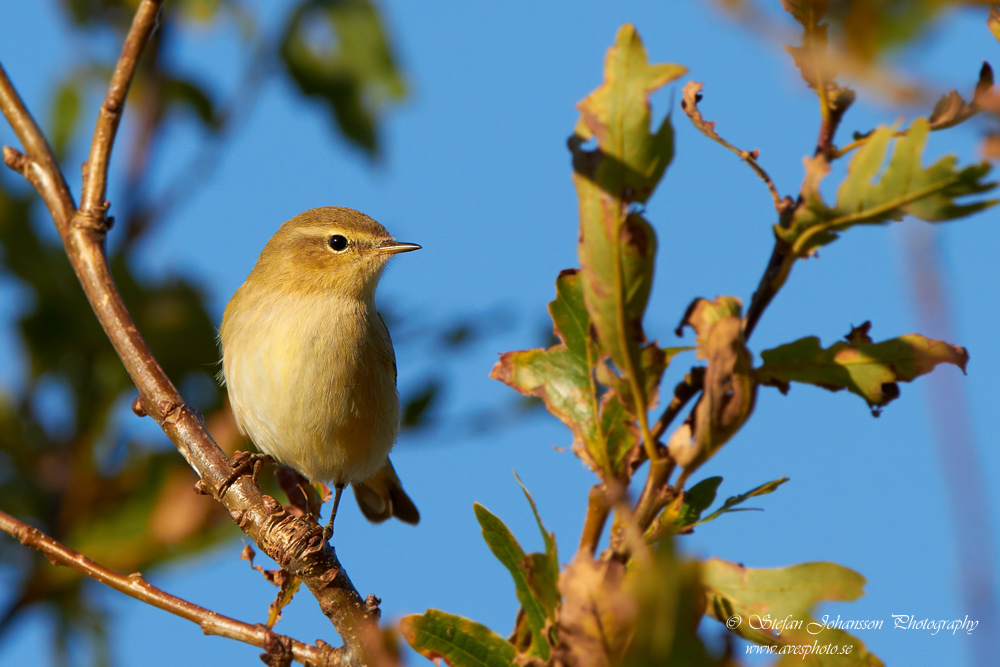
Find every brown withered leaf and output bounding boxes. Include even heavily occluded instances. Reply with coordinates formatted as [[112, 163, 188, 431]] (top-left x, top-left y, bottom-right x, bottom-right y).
[[669, 298, 756, 472], [555, 556, 635, 667], [928, 62, 993, 131], [241, 544, 301, 628]]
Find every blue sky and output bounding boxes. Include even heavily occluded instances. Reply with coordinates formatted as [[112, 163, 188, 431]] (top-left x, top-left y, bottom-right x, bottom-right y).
[[1, 1, 998, 665]]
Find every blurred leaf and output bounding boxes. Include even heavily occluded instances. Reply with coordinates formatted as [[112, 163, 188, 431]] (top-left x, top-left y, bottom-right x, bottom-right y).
[[280, 0, 406, 155], [400, 610, 515, 667], [780, 0, 827, 27], [570, 24, 684, 426], [162, 76, 222, 131], [473, 503, 550, 660], [669, 297, 756, 473], [491, 270, 637, 477], [758, 322, 968, 414], [703, 559, 883, 666], [779, 118, 996, 257], [697, 477, 789, 525], [401, 377, 441, 429], [823, 0, 944, 62], [990, 8, 1000, 44], [556, 556, 635, 667], [49, 78, 84, 159], [624, 543, 716, 667]]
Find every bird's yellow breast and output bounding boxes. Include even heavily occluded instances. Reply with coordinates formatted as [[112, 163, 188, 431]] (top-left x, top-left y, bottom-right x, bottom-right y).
[[220, 286, 399, 485]]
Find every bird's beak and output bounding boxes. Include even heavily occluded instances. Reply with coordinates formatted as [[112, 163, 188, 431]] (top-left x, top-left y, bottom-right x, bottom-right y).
[[375, 240, 421, 255]]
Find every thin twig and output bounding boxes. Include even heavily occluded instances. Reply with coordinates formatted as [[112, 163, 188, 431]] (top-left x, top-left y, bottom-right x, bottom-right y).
[[78, 0, 163, 220], [0, 510, 337, 666], [681, 81, 784, 213], [743, 88, 854, 341], [0, 3, 377, 662]]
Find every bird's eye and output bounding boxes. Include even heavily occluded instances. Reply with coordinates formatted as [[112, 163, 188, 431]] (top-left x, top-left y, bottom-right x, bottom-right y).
[[328, 234, 349, 252]]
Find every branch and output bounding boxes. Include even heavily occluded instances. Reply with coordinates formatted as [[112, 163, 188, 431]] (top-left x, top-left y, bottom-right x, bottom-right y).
[[77, 0, 162, 221], [0, 3, 379, 663], [743, 88, 854, 340], [681, 81, 784, 213], [0, 510, 337, 666], [0, 66, 75, 229], [577, 484, 610, 556]]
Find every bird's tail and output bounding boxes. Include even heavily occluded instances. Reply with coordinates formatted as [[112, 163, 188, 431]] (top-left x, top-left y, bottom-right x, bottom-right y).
[[352, 459, 419, 524]]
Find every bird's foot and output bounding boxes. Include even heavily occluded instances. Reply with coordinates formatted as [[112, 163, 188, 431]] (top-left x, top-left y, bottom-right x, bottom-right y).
[[218, 450, 275, 500]]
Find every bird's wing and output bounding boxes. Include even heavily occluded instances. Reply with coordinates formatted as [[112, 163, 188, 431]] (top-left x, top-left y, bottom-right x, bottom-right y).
[[376, 310, 397, 386]]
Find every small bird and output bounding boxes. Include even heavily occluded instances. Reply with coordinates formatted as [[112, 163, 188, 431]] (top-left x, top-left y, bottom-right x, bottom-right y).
[[219, 207, 420, 531]]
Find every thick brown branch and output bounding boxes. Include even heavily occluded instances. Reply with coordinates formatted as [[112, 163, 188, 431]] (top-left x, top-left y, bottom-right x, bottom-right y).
[[78, 0, 163, 220], [0, 4, 378, 664], [0, 510, 337, 666]]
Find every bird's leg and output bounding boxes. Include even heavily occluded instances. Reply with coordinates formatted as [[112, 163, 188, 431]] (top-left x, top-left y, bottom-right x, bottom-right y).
[[323, 483, 346, 541], [217, 450, 274, 500]]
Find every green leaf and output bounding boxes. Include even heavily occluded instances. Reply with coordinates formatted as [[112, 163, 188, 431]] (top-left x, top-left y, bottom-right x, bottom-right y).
[[515, 475, 559, 619], [400, 610, 516, 667], [162, 77, 222, 131], [280, 0, 406, 155], [702, 559, 884, 666], [758, 322, 969, 414], [49, 78, 83, 159], [779, 118, 996, 257], [571, 25, 684, 427], [675, 476, 723, 528], [624, 543, 716, 666], [697, 477, 789, 526], [491, 270, 636, 476], [473, 503, 550, 660]]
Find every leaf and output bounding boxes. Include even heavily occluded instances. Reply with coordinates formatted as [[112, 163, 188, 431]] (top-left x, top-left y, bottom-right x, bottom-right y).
[[162, 76, 222, 131], [758, 323, 969, 414], [624, 543, 716, 666], [49, 78, 83, 159], [280, 0, 406, 155], [697, 477, 789, 525], [780, 0, 828, 26], [473, 503, 550, 660], [669, 298, 756, 473], [555, 556, 634, 667], [401, 377, 442, 429], [927, 63, 992, 131], [779, 118, 997, 257], [515, 475, 559, 620], [572, 24, 687, 204], [571, 25, 684, 427], [491, 270, 636, 476], [702, 559, 884, 666], [991, 8, 1000, 44], [400, 610, 516, 667], [675, 476, 723, 529]]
